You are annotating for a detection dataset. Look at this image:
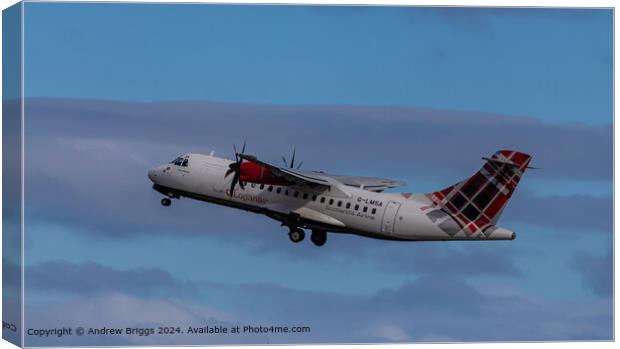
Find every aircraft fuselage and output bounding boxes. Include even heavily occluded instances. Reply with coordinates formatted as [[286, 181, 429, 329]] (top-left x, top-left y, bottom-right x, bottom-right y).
[[148, 153, 517, 246]]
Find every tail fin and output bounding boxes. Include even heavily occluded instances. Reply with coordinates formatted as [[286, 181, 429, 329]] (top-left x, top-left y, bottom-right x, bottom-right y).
[[426, 150, 532, 232]]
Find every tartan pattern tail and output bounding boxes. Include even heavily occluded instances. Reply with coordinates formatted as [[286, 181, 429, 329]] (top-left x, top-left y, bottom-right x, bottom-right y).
[[426, 150, 532, 232]]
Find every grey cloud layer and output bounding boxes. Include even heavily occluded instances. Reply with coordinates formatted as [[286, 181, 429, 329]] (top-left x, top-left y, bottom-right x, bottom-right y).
[[247, 234, 524, 277], [504, 193, 612, 233], [18, 98, 612, 240], [24, 260, 612, 344], [23, 98, 611, 180], [26, 260, 197, 298], [570, 249, 613, 297]]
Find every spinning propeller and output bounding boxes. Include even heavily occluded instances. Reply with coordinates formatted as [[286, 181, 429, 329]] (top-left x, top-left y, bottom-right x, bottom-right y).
[[226, 142, 303, 196], [225, 140, 247, 196], [282, 147, 303, 170]]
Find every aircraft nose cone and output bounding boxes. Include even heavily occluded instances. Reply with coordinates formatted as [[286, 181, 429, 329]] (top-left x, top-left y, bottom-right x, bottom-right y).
[[148, 168, 157, 182]]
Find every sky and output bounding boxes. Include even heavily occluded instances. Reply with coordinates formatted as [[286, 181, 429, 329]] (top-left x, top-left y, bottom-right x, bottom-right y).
[[23, 3, 612, 124], [8, 2, 614, 346]]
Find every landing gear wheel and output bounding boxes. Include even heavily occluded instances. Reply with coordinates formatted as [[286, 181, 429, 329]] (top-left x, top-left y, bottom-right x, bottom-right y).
[[288, 228, 305, 243], [311, 230, 327, 247], [161, 198, 172, 207]]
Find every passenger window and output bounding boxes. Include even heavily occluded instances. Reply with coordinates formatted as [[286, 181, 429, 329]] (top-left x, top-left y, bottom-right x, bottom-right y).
[[372, 208, 377, 214], [346, 203, 351, 209], [260, 184, 265, 190], [329, 199, 334, 205], [312, 195, 317, 201], [363, 206, 368, 213], [268, 186, 273, 192], [337, 201, 342, 207], [303, 193, 308, 200], [277, 187, 282, 194], [320, 197, 325, 203], [354, 204, 359, 210], [294, 191, 299, 198], [285, 190, 289, 196]]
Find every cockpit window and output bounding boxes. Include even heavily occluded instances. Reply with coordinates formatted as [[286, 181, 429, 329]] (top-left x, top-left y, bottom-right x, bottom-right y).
[[169, 155, 189, 167]]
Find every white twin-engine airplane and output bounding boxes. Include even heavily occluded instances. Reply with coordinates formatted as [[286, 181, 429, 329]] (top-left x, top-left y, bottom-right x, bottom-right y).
[[147, 144, 534, 247]]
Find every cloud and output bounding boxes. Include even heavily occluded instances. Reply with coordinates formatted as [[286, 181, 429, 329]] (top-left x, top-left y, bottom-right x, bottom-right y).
[[246, 231, 523, 278], [3, 258, 21, 291], [372, 243, 523, 276], [503, 193, 612, 234], [570, 250, 613, 297], [23, 134, 276, 239], [26, 260, 198, 298], [25, 293, 262, 346], [363, 323, 412, 341], [23, 98, 611, 181], [362, 275, 610, 341], [24, 261, 613, 344], [19, 98, 612, 242]]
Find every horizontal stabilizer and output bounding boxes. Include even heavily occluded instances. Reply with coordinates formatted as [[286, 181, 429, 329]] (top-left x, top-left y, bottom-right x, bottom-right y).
[[482, 156, 539, 170]]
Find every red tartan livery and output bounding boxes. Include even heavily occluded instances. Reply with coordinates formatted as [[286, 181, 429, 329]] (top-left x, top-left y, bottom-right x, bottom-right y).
[[425, 150, 532, 235]]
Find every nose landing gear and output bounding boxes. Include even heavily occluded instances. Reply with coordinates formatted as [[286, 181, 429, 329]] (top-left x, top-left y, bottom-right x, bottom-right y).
[[154, 186, 179, 207]]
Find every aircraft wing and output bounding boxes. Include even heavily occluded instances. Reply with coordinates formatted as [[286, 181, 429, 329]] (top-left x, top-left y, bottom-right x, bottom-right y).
[[323, 174, 406, 192], [286, 169, 406, 192], [240, 154, 405, 192], [239, 154, 331, 188]]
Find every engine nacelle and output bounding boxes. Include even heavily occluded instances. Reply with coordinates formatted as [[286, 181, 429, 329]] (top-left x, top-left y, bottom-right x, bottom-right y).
[[484, 226, 516, 240], [239, 161, 289, 185]]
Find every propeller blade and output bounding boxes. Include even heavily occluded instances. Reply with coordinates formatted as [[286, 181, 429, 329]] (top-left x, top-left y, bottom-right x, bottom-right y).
[[227, 162, 240, 176], [282, 156, 288, 167], [290, 147, 296, 168], [228, 139, 248, 196], [233, 144, 238, 162], [296, 161, 303, 169], [229, 171, 240, 196]]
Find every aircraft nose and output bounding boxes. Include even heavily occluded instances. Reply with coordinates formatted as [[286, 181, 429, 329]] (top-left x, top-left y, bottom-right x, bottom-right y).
[[148, 168, 158, 182]]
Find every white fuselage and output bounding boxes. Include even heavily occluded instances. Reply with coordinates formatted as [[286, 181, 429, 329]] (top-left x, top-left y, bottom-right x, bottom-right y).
[[148, 153, 515, 242]]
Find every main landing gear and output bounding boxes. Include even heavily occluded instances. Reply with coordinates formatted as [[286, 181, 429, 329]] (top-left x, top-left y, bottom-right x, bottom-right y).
[[161, 198, 172, 207], [288, 228, 305, 243], [287, 227, 327, 247], [311, 230, 327, 247]]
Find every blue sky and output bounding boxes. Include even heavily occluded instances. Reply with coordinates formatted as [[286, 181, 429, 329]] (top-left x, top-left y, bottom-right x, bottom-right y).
[[24, 3, 612, 124], [14, 2, 614, 346]]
